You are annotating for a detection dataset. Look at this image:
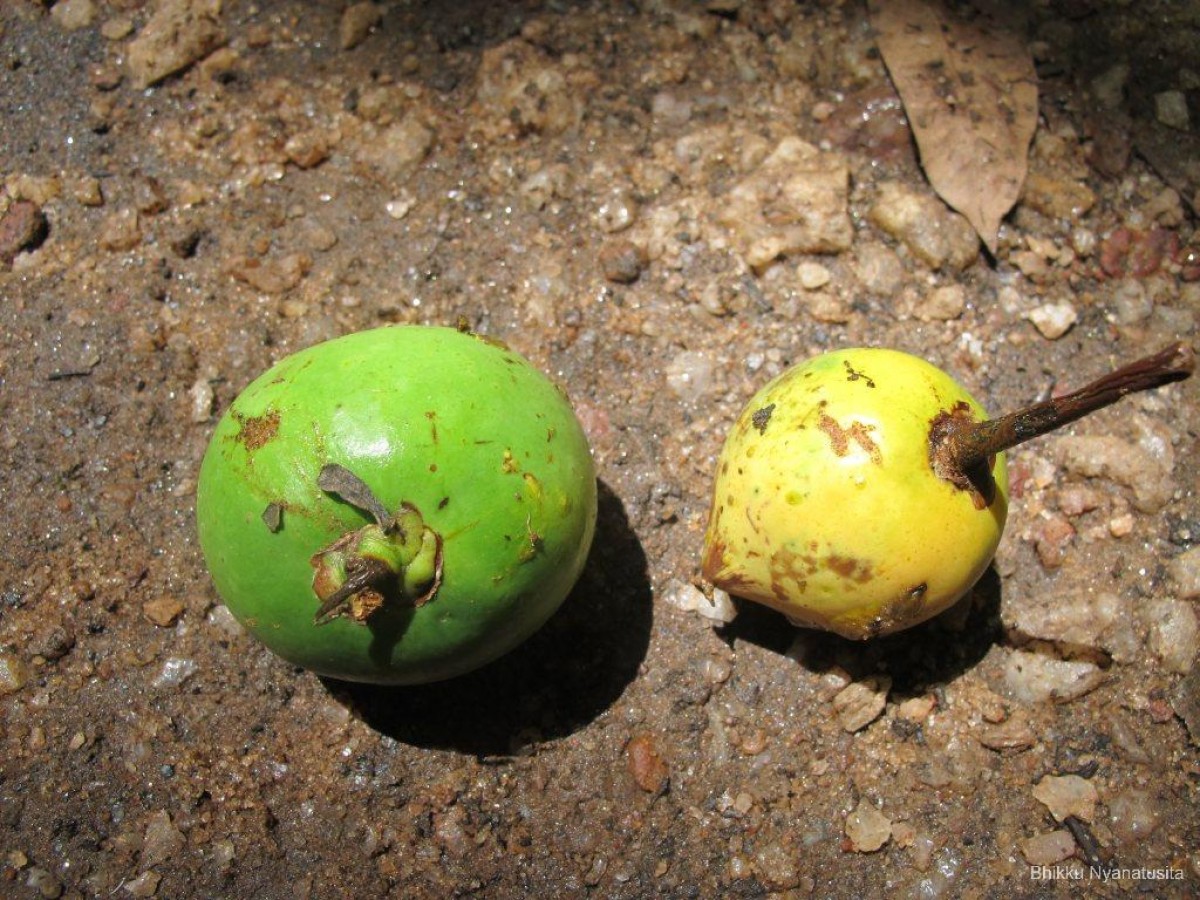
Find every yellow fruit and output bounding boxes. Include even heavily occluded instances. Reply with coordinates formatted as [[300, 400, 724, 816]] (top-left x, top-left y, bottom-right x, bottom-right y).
[[703, 342, 1194, 640], [702, 348, 1007, 639]]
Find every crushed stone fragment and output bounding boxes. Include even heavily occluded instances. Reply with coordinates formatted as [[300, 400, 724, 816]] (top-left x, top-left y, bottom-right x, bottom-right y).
[[844, 799, 891, 852], [1032, 774, 1098, 823], [127, 0, 227, 89], [833, 677, 890, 732]]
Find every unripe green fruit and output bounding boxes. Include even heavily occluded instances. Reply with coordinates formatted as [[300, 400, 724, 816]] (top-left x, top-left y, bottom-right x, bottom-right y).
[[703, 343, 1194, 640], [703, 348, 1007, 639], [196, 325, 597, 684]]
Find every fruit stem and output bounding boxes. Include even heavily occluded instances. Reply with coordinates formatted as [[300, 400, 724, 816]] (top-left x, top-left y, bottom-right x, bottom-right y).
[[310, 464, 443, 625], [942, 342, 1195, 477]]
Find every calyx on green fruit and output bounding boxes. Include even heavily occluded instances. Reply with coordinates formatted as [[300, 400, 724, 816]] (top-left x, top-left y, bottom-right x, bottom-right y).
[[196, 325, 598, 684], [703, 342, 1195, 640], [308, 463, 443, 626]]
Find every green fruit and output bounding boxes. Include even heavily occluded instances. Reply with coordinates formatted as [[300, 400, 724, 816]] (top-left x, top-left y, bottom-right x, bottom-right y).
[[196, 325, 598, 684], [703, 343, 1194, 640]]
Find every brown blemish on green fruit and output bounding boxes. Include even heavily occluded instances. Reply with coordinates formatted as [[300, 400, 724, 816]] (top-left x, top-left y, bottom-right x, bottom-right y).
[[232, 409, 280, 451], [518, 515, 544, 563], [425, 410, 439, 443], [751, 403, 776, 435], [818, 413, 882, 464], [523, 471, 543, 501]]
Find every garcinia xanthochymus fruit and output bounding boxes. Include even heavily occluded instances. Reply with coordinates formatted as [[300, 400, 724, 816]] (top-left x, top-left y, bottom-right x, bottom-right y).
[[196, 325, 597, 684], [703, 343, 1194, 640]]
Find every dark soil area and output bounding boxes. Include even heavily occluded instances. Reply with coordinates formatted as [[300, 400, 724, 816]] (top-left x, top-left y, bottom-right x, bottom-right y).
[[2, 1, 1199, 897]]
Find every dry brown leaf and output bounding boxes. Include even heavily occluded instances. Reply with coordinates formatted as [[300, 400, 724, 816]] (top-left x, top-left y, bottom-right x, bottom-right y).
[[869, 0, 1038, 254]]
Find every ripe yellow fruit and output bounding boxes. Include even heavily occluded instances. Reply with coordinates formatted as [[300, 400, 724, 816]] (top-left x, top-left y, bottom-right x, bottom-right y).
[[703, 348, 1007, 639], [703, 342, 1194, 640]]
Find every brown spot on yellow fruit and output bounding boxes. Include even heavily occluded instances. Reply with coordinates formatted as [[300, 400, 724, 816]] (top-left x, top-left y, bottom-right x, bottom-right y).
[[842, 360, 876, 387], [826, 554, 873, 583], [817, 413, 881, 464], [751, 403, 776, 435]]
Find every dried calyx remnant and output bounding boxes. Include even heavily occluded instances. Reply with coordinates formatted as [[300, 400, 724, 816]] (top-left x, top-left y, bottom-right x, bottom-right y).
[[930, 342, 1196, 503], [308, 464, 443, 625]]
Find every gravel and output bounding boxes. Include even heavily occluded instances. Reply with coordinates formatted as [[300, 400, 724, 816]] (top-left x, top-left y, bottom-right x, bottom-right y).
[[1, 1, 1197, 897]]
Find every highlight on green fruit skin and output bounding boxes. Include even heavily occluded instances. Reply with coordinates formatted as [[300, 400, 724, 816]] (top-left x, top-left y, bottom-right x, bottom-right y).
[[702, 342, 1195, 640], [195, 325, 598, 685]]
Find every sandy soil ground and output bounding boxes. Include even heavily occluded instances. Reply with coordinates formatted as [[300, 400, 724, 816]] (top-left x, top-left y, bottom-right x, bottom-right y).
[[2, 1, 1199, 897]]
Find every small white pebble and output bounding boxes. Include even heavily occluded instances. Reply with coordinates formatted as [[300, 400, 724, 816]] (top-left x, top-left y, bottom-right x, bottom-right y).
[[661, 579, 737, 624], [1032, 774, 1098, 822], [188, 378, 214, 423], [796, 261, 831, 290], [152, 656, 198, 689], [845, 798, 891, 852], [1108, 512, 1134, 537], [1020, 829, 1076, 866], [1025, 301, 1077, 339], [386, 195, 416, 219], [664, 351, 715, 404], [1003, 649, 1104, 704]]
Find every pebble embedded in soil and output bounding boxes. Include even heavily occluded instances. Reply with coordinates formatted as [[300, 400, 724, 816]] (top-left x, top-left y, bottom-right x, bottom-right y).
[[1020, 172, 1097, 220], [832, 677, 890, 733], [625, 734, 669, 794], [1004, 590, 1130, 656], [1052, 434, 1176, 513], [1003, 650, 1105, 704], [339, 2, 382, 51], [661, 579, 737, 624], [1168, 546, 1200, 599], [126, 0, 226, 88], [844, 799, 891, 852], [143, 597, 186, 628], [1155, 90, 1191, 131], [98, 209, 143, 252], [0, 653, 29, 695], [141, 810, 185, 869], [1032, 774, 1098, 823], [1106, 788, 1162, 845], [664, 350, 716, 403], [1020, 829, 1076, 866], [0, 201, 49, 267], [1025, 300, 1078, 339], [599, 239, 647, 284], [796, 261, 831, 290], [1141, 599, 1199, 674], [868, 182, 979, 271], [51, 0, 97, 31], [716, 136, 853, 270], [914, 284, 965, 321]]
